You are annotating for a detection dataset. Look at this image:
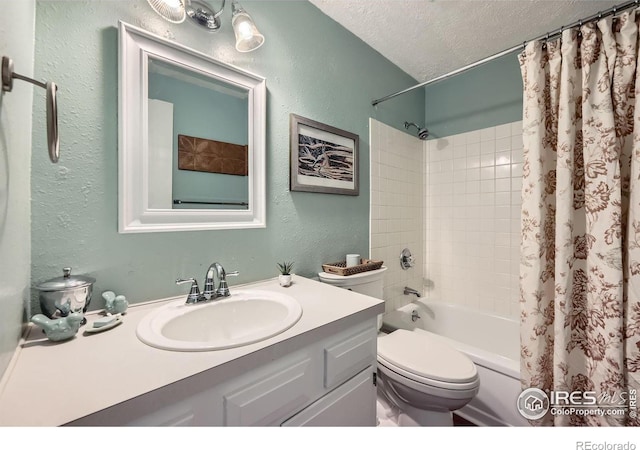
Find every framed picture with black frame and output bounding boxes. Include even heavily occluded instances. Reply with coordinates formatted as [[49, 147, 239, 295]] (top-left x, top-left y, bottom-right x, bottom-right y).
[[289, 114, 359, 196]]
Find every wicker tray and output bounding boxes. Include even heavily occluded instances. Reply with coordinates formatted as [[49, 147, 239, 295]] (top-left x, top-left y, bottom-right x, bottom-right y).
[[322, 259, 384, 276]]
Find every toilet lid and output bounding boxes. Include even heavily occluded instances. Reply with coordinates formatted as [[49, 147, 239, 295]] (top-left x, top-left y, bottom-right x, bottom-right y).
[[377, 329, 477, 384]]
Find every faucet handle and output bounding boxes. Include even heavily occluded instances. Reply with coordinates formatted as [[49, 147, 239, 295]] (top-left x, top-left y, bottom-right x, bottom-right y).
[[216, 270, 239, 297], [400, 248, 415, 270], [176, 278, 202, 304]]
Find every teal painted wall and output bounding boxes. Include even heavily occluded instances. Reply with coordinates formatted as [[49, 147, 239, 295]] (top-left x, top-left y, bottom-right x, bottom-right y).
[[423, 51, 523, 139], [148, 71, 249, 209], [31, 1, 424, 311], [0, 1, 34, 379]]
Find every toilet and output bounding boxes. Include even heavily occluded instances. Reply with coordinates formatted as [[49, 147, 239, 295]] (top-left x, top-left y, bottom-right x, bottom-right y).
[[318, 267, 480, 426]]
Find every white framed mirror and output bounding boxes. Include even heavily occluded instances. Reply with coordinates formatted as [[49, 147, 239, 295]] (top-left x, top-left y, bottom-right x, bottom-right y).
[[118, 21, 266, 233]]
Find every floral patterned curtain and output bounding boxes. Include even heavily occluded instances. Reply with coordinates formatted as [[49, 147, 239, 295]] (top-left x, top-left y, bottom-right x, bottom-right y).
[[520, 11, 640, 426]]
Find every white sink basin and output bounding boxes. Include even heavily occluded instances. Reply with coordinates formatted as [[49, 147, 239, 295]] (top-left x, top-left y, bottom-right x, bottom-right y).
[[136, 290, 303, 351]]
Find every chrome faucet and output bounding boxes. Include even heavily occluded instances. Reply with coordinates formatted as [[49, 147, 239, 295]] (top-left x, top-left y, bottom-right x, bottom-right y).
[[176, 262, 239, 305], [404, 286, 422, 298], [203, 262, 239, 300]]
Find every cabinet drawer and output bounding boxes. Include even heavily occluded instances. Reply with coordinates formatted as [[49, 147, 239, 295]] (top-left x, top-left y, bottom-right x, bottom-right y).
[[224, 357, 313, 426], [324, 327, 376, 389]]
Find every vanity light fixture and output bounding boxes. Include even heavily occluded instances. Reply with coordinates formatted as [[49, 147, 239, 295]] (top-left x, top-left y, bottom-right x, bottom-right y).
[[146, 0, 186, 23], [186, 0, 224, 31], [146, 0, 265, 52]]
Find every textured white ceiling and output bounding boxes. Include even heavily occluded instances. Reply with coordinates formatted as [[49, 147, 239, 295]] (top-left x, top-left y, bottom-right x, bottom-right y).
[[309, 0, 621, 83]]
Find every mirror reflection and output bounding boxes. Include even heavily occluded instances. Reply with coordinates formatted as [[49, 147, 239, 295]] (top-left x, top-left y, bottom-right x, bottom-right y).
[[147, 57, 249, 210]]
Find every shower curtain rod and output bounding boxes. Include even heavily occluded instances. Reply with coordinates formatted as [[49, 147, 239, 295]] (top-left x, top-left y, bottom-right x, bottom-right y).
[[371, 0, 639, 107]]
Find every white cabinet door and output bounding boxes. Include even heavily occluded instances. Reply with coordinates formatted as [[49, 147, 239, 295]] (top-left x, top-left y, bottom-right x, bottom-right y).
[[223, 357, 315, 426], [324, 327, 376, 389], [281, 368, 376, 427]]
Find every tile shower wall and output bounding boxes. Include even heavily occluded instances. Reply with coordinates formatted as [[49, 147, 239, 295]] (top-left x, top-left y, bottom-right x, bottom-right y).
[[424, 121, 523, 319], [370, 119, 424, 313]]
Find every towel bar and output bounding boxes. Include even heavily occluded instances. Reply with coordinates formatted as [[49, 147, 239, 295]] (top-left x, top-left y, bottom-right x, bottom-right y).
[[2, 56, 59, 163]]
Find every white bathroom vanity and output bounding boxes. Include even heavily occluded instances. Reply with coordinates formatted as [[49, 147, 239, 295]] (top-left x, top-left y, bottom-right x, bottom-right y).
[[0, 276, 383, 426]]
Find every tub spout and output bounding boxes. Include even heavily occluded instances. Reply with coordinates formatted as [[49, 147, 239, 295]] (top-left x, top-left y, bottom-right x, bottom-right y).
[[404, 286, 421, 298]]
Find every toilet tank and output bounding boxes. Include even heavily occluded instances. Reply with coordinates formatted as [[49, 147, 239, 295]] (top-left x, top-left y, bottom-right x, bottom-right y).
[[317, 267, 386, 298], [318, 267, 387, 330]]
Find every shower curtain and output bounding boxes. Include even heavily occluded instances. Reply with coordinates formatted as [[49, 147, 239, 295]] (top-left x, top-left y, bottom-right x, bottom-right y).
[[519, 11, 640, 426]]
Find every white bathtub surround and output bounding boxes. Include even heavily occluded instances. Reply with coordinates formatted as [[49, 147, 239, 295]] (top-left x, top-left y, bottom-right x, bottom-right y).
[[370, 119, 525, 425], [383, 301, 528, 426], [424, 121, 522, 319], [369, 118, 424, 313]]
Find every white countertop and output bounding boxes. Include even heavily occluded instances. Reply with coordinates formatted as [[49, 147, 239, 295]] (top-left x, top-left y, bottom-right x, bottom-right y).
[[0, 275, 383, 426]]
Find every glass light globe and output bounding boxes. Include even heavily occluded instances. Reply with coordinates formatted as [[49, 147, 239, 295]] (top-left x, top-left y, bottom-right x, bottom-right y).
[[232, 2, 264, 52], [147, 0, 186, 24]]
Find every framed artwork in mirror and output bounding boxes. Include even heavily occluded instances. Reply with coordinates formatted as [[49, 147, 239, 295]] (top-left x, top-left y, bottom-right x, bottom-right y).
[[289, 114, 359, 196]]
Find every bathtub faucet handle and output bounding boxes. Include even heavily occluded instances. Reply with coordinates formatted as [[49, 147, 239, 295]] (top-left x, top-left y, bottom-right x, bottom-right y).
[[400, 248, 415, 270]]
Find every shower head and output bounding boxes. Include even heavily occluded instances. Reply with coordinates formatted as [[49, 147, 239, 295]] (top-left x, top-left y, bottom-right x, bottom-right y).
[[404, 121, 429, 140]]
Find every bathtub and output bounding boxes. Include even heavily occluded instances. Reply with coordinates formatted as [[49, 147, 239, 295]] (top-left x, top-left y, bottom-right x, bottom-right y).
[[382, 301, 529, 427]]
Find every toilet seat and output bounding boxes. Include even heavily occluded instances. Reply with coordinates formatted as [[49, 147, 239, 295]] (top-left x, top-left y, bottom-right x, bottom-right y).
[[377, 329, 479, 392]]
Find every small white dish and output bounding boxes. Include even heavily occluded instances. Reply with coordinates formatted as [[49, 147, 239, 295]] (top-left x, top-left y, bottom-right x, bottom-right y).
[[84, 315, 123, 334]]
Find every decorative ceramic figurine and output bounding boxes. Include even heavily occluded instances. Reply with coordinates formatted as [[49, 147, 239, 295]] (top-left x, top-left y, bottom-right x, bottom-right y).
[[31, 312, 84, 342], [102, 291, 128, 315]]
